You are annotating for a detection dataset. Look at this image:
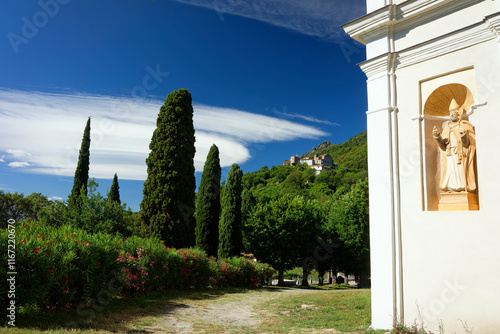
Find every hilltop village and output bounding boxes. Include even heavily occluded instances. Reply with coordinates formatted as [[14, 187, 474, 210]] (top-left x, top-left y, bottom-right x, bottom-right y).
[[283, 153, 335, 175]]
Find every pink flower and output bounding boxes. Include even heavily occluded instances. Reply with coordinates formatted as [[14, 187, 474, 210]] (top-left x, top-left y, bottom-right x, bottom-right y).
[[21, 239, 25, 242], [38, 235, 41, 238], [34, 248, 40, 253]]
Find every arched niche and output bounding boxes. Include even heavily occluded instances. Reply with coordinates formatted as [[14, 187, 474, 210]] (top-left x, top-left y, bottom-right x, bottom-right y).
[[423, 83, 478, 211], [424, 83, 474, 117]]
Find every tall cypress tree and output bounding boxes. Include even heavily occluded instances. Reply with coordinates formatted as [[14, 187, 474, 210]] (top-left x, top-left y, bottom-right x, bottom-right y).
[[218, 163, 243, 258], [108, 173, 121, 204], [68, 117, 91, 208], [195, 144, 221, 257], [140, 89, 196, 248]]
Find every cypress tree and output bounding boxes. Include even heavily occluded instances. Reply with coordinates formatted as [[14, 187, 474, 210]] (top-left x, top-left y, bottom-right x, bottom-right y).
[[68, 117, 91, 208], [218, 163, 243, 258], [195, 144, 221, 257], [108, 173, 121, 204], [140, 89, 196, 248]]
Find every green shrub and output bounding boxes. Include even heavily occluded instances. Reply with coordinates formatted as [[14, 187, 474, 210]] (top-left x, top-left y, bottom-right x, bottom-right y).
[[0, 220, 274, 316], [210, 257, 274, 287], [118, 238, 211, 295], [1, 220, 122, 312]]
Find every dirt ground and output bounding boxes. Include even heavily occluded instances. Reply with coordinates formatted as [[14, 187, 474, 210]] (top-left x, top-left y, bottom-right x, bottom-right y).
[[132, 289, 325, 334]]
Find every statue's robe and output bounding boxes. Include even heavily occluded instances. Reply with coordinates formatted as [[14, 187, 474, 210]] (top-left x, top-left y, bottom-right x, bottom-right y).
[[437, 120, 476, 192]]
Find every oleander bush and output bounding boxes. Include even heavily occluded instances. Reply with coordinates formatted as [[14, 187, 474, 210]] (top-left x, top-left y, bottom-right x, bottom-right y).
[[117, 237, 212, 294], [210, 256, 275, 287], [0, 220, 123, 311], [0, 220, 275, 314]]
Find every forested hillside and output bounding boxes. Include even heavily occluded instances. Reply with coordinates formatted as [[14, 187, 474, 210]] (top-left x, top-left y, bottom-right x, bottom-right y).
[[240, 131, 369, 286], [302, 131, 367, 170], [242, 131, 368, 202]]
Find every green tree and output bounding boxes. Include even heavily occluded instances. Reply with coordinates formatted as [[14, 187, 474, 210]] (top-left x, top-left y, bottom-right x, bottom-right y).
[[245, 195, 320, 285], [195, 144, 221, 257], [66, 179, 129, 236], [218, 163, 243, 258], [140, 89, 196, 248], [0, 191, 38, 227], [68, 117, 91, 209], [108, 173, 121, 204], [327, 177, 370, 287]]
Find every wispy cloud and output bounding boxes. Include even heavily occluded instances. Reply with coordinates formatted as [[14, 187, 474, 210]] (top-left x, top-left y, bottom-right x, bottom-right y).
[[173, 0, 365, 42], [272, 108, 340, 126], [0, 89, 328, 180], [48, 196, 63, 201], [6, 149, 31, 158], [0, 184, 13, 191], [8, 162, 30, 168]]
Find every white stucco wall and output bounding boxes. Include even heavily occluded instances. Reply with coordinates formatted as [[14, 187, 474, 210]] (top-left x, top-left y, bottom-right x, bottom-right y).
[[396, 40, 500, 332], [345, 0, 500, 332]]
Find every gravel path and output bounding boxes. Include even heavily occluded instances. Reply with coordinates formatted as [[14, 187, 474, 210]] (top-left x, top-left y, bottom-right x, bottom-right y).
[[139, 290, 274, 333]]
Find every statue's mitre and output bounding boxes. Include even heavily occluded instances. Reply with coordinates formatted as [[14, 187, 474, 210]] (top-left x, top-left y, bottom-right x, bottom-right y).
[[449, 99, 460, 111]]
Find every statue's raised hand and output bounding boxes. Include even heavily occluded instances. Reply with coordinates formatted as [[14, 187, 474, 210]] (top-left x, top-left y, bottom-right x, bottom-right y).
[[433, 126, 439, 137]]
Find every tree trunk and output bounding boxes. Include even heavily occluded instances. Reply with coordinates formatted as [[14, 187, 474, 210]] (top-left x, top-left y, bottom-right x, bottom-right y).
[[359, 272, 369, 288], [318, 269, 325, 286], [278, 268, 285, 286], [301, 267, 310, 287]]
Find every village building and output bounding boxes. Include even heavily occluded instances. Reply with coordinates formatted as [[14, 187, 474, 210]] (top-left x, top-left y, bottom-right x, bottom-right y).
[[284, 153, 335, 175]]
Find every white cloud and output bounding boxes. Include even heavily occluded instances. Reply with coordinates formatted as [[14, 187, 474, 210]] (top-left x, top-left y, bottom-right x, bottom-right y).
[[0, 155, 5, 162], [193, 104, 326, 142], [8, 161, 30, 168], [6, 149, 31, 158], [0, 89, 328, 180], [173, 0, 365, 42], [272, 108, 340, 126], [48, 196, 63, 201]]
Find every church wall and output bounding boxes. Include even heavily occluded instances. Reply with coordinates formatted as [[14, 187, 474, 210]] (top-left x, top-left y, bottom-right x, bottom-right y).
[[345, 0, 500, 331], [395, 36, 500, 333], [367, 0, 389, 14], [366, 106, 398, 329], [393, 0, 496, 52]]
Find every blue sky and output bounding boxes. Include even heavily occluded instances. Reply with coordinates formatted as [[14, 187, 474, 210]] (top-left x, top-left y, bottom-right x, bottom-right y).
[[0, 0, 367, 211]]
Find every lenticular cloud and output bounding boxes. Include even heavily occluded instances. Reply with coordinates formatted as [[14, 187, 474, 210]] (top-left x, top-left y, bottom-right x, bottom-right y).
[[0, 89, 327, 180]]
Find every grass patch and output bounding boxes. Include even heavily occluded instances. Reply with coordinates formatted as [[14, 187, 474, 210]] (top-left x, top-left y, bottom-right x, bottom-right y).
[[258, 288, 372, 333]]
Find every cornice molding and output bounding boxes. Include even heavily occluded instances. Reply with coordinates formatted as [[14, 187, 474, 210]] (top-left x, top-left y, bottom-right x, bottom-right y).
[[359, 12, 500, 78], [360, 53, 397, 79], [343, 0, 483, 45]]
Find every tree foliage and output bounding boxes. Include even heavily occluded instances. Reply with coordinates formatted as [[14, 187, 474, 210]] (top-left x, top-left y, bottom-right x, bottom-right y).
[[244, 195, 321, 285], [108, 173, 121, 204], [195, 144, 221, 257], [68, 117, 91, 209], [67, 179, 129, 235], [327, 177, 370, 286], [218, 163, 243, 258], [140, 88, 196, 248], [0, 191, 47, 228]]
